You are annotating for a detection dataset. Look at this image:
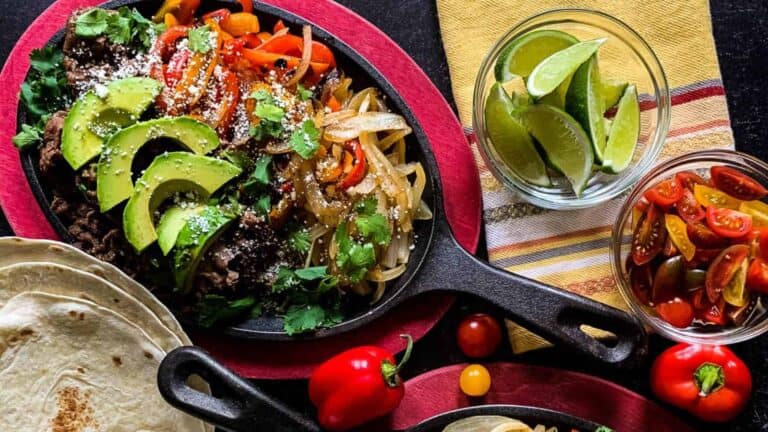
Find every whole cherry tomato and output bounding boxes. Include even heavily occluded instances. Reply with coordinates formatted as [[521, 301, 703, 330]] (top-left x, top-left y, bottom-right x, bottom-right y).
[[459, 364, 491, 397], [456, 313, 503, 358], [711, 166, 768, 201], [706, 207, 753, 238], [644, 177, 684, 208], [656, 297, 694, 328]]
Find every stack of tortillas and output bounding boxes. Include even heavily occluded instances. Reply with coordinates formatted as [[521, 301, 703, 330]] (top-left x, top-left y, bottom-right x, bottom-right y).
[[0, 237, 210, 431]]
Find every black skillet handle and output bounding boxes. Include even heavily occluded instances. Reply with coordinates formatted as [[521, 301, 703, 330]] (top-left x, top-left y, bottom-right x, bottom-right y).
[[413, 224, 647, 368], [158, 346, 322, 432]]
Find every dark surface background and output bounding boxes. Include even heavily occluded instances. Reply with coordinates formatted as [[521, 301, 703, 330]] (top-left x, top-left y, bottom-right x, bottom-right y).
[[1, 0, 767, 430]]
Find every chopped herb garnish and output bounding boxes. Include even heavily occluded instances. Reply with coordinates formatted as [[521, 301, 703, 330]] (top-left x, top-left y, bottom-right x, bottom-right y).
[[254, 103, 285, 122], [254, 195, 272, 217], [295, 266, 329, 281], [296, 84, 313, 101], [273, 266, 301, 293], [249, 89, 274, 104], [288, 228, 311, 253], [242, 155, 272, 193], [222, 150, 254, 171], [188, 24, 213, 53], [335, 222, 377, 283], [20, 46, 69, 119], [356, 213, 391, 245], [197, 295, 256, 327], [290, 120, 321, 159], [75, 9, 109, 37], [75, 7, 156, 50], [355, 196, 378, 216], [249, 102, 284, 140], [12, 114, 49, 150]]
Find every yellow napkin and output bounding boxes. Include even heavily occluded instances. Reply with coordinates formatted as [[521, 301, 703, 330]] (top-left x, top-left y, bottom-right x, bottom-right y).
[[436, 0, 734, 353]]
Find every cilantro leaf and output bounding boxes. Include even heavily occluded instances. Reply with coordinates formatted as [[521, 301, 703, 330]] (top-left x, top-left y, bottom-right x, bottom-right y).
[[30, 47, 64, 74], [255, 103, 285, 122], [356, 213, 391, 245], [334, 222, 377, 283], [355, 197, 378, 216], [283, 304, 326, 335], [197, 295, 255, 327], [290, 120, 321, 159], [105, 10, 132, 44], [249, 120, 283, 141], [19, 47, 69, 120], [75, 9, 109, 37], [295, 266, 328, 281], [273, 266, 301, 293], [12, 115, 49, 150], [222, 150, 254, 171], [249, 89, 274, 104], [296, 84, 313, 101], [288, 228, 311, 253], [188, 25, 213, 53], [318, 275, 339, 293], [242, 155, 272, 193], [254, 196, 272, 217]]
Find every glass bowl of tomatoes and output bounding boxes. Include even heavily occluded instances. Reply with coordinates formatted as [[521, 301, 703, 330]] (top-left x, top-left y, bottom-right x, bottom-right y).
[[611, 150, 768, 344]]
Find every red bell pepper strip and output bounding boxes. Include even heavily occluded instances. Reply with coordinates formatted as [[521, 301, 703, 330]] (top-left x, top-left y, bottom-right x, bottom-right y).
[[338, 139, 366, 189], [273, 19, 287, 33], [309, 335, 413, 431], [153, 25, 191, 60], [173, 0, 200, 24], [164, 48, 190, 88], [237, 0, 253, 13], [202, 8, 231, 22], [327, 95, 342, 112], [258, 34, 336, 68], [651, 343, 752, 423], [240, 48, 330, 75], [215, 69, 240, 136]]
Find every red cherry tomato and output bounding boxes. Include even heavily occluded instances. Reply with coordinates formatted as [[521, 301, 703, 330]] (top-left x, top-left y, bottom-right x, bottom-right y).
[[747, 257, 768, 294], [710, 166, 768, 201], [675, 189, 705, 223], [632, 203, 667, 265], [644, 177, 684, 208], [686, 222, 729, 248], [691, 290, 728, 326], [456, 313, 503, 358], [705, 244, 750, 302], [675, 171, 708, 190], [705, 207, 753, 238], [656, 297, 694, 328]]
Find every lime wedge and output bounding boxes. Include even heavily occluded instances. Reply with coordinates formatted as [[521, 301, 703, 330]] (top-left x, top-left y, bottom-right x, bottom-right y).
[[566, 56, 606, 162], [537, 73, 573, 109], [494, 30, 578, 82], [527, 38, 607, 98], [602, 84, 640, 174], [520, 104, 593, 195], [484, 83, 550, 186], [602, 79, 628, 109]]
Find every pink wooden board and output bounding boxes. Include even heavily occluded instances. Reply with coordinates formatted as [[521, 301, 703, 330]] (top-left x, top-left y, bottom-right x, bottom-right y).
[[0, 0, 481, 378]]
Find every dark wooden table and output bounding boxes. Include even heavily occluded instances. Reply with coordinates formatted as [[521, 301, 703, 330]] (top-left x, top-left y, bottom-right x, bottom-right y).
[[1, 1, 766, 430]]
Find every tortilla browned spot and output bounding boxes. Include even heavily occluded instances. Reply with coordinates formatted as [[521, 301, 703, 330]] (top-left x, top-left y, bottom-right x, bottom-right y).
[[112, 356, 122, 367], [50, 386, 98, 432]]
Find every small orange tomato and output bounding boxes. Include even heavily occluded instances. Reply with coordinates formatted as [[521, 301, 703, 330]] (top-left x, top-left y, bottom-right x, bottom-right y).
[[459, 364, 491, 397]]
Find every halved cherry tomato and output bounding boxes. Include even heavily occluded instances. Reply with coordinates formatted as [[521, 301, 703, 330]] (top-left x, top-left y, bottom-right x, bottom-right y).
[[723, 259, 749, 307], [675, 189, 705, 223], [685, 269, 707, 292], [705, 244, 749, 302], [456, 313, 503, 358], [706, 207, 753, 238], [711, 166, 768, 201], [632, 203, 666, 265], [652, 255, 684, 303], [665, 214, 697, 261], [662, 236, 678, 257], [739, 200, 768, 227], [644, 177, 683, 208], [686, 222, 729, 249], [691, 290, 728, 326], [675, 171, 708, 191], [747, 257, 768, 294], [689, 248, 724, 268], [202, 8, 231, 22], [656, 297, 694, 328], [630, 264, 652, 304], [694, 184, 742, 210], [759, 228, 768, 260]]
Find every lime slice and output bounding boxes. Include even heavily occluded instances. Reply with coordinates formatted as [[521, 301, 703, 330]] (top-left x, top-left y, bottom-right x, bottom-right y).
[[520, 104, 593, 195], [494, 30, 578, 82], [527, 38, 607, 98], [602, 79, 628, 109], [566, 56, 606, 162], [602, 85, 640, 174], [537, 73, 573, 109], [484, 83, 550, 186]]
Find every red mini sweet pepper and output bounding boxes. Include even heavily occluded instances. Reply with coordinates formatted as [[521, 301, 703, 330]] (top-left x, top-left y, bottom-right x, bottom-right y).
[[308, 334, 413, 431], [651, 343, 752, 422]]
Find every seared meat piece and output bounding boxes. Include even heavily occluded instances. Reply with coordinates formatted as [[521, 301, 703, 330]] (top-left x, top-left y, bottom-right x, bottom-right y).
[[38, 111, 67, 175]]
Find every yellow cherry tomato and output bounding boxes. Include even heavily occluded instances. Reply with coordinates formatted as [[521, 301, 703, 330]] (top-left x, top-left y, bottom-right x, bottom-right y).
[[739, 200, 768, 227], [694, 184, 742, 210], [459, 364, 491, 397], [664, 214, 697, 261]]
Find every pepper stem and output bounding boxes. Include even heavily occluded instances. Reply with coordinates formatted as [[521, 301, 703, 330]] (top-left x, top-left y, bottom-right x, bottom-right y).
[[694, 362, 725, 396], [380, 334, 414, 388]]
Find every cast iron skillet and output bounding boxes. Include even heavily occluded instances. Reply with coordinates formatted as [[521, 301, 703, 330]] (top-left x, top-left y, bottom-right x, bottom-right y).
[[157, 346, 606, 432], [19, 0, 646, 365]]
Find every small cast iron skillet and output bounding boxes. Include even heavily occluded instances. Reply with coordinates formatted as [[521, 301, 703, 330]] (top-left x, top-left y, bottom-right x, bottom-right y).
[[158, 346, 605, 432], [19, 0, 645, 365]]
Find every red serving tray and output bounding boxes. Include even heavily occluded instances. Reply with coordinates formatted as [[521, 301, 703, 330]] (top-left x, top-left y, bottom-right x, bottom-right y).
[[0, 0, 481, 378]]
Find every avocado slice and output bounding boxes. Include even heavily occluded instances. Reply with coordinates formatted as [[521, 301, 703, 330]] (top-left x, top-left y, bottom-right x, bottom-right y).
[[122, 152, 241, 252], [97, 117, 221, 212], [173, 206, 237, 292], [62, 77, 162, 170], [157, 204, 206, 256]]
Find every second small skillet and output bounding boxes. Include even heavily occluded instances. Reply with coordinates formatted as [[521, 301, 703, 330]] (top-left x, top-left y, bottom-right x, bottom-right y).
[[18, 0, 646, 366]]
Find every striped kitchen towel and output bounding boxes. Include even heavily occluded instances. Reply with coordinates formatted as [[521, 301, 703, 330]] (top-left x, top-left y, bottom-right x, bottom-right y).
[[436, 0, 734, 353]]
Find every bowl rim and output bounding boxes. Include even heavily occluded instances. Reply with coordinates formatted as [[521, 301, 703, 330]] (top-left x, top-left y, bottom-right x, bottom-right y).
[[610, 149, 768, 344], [472, 7, 671, 210]]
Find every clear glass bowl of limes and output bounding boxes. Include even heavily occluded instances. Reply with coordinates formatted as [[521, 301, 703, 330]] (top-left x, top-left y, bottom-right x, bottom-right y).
[[473, 9, 670, 209]]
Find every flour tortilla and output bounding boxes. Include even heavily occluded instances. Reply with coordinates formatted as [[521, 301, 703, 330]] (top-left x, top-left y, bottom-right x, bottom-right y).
[[0, 237, 190, 344], [0, 291, 207, 432], [0, 262, 183, 352]]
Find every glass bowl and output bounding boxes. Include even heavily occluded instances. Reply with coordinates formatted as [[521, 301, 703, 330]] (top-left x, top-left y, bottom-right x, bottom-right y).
[[611, 150, 768, 345], [472, 9, 670, 210]]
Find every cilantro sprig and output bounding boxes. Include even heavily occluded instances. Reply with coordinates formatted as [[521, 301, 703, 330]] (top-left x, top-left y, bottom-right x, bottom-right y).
[[13, 114, 50, 150], [272, 265, 342, 335], [75, 7, 157, 51], [290, 120, 321, 159], [188, 25, 213, 53], [334, 197, 392, 283], [249, 90, 286, 141]]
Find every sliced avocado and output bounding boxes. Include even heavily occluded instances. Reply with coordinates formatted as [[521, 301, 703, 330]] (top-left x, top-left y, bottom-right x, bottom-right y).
[[62, 77, 162, 170], [173, 206, 237, 292], [122, 152, 241, 252], [157, 204, 206, 256], [97, 117, 221, 212]]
